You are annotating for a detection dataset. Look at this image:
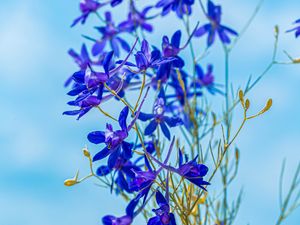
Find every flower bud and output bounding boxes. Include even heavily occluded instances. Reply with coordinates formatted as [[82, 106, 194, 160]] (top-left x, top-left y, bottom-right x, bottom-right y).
[[64, 179, 78, 187], [83, 148, 90, 157]]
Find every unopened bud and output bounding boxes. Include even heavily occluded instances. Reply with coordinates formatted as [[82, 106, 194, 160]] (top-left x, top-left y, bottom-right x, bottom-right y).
[[83, 148, 90, 157]]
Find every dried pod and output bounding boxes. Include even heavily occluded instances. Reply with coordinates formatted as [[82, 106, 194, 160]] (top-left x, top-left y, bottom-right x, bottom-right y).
[[245, 99, 250, 110], [260, 99, 273, 114], [64, 179, 78, 187], [239, 90, 245, 107], [83, 148, 90, 157]]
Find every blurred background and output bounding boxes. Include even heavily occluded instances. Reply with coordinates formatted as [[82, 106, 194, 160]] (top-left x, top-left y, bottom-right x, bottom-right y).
[[0, 0, 299, 224]]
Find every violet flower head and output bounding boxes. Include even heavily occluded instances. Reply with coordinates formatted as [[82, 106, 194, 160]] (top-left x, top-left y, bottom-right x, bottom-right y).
[[92, 12, 130, 57], [63, 95, 101, 119], [156, 0, 195, 18], [147, 191, 177, 225], [138, 88, 183, 140], [111, 0, 123, 7], [176, 150, 210, 190], [117, 39, 175, 72], [194, 0, 238, 47], [119, 4, 154, 33], [71, 0, 103, 27], [65, 44, 92, 87], [64, 39, 138, 119], [192, 64, 221, 95], [88, 106, 133, 168], [287, 19, 300, 38], [97, 157, 141, 193], [157, 28, 197, 81], [102, 214, 132, 225]]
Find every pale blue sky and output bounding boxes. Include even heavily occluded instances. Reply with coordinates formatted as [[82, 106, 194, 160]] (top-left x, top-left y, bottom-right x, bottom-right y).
[[0, 0, 299, 224]]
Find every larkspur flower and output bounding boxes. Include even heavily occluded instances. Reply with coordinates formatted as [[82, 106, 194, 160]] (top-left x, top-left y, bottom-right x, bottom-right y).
[[111, 0, 123, 7], [71, 0, 104, 27], [88, 106, 133, 168], [87, 86, 149, 167], [156, 0, 195, 18], [149, 148, 210, 190], [176, 149, 210, 190], [102, 214, 132, 225], [104, 68, 139, 99], [96, 157, 141, 193], [138, 88, 183, 140], [287, 19, 300, 38], [157, 29, 196, 81], [148, 190, 176, 225], [91, 12, 130, 57], [127, 138, 175, 218], [119, 3, 154, 33], [194, 0, 238, 47], [117, 39, 175, 72], [191, 64, 221, 94], [65, 44, 92, 87], [63, 95, 101, 119], [63, 40, 138, 119]]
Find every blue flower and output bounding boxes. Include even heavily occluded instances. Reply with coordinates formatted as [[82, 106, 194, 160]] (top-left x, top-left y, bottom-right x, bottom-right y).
[[148, 190, 176, 225], [71, 0, 103, 27], [91, 12, 130, 57], [157, 29, 195, 81], [64, 40, 138, 119], [96, 157, 141, 193], [194, 0, 238, 47], [192, 64, 221, 94], [88, 106, 133, 168], [287, 19, 300, 38], [102, 214, 132, 225], [156, 0, 195, 18], [63, 95, 101, 119], [117, 39, 175, 72], [111, 0, 123, 7], [138, 89, 183, 140], [176, 150, 210, 190], [119, 4, 154, 33]]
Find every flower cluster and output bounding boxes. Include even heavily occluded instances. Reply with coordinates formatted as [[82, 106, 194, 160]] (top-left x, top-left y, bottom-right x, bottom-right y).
[[64, 0, 298, 225]]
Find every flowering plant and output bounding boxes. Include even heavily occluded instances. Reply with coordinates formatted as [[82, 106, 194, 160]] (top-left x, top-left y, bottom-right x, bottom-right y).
[[64, 1, 300, 224]]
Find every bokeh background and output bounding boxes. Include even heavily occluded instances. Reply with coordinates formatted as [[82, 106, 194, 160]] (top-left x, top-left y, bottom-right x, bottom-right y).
[[0, 0, 299, 224]]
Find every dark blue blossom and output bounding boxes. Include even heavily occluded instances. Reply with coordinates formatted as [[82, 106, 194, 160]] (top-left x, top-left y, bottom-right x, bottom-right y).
[[176, 149, 210, 190], [111, 0, 123, 7], [64, 40, 138, 119], [102, 214, 132, 225], [192, 64, 221, 94], [63, 95, 101, 119], [287, 19, 300, 38], [126, 138, 175, 218], [157, 29, 195, 81], [96, 157, 141, 193], [65, 44, 92, 87], [91, 12, 130, 57], [138, 89, 183, 140], [71, 0, 103, 27], [119, 4, 154, 33], [149, 148, 210, 190], [147, 191, 176, 225], [87, 86, 149, 167], [117, 39, 175, 72], [156, 0, 195, 18], [88, 106, 133, 168], [194, 0, 238, 47]]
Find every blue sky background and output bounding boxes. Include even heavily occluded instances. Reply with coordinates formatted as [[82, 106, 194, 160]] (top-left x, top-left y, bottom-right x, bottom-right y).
[[0, 0, 299, 224]]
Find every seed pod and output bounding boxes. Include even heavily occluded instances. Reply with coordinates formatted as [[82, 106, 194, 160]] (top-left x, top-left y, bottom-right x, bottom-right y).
[[245, 99, 250, 110], [83, 148, 90, 157], [239, 90, 245, 107], [64, 179, 78, 187]]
